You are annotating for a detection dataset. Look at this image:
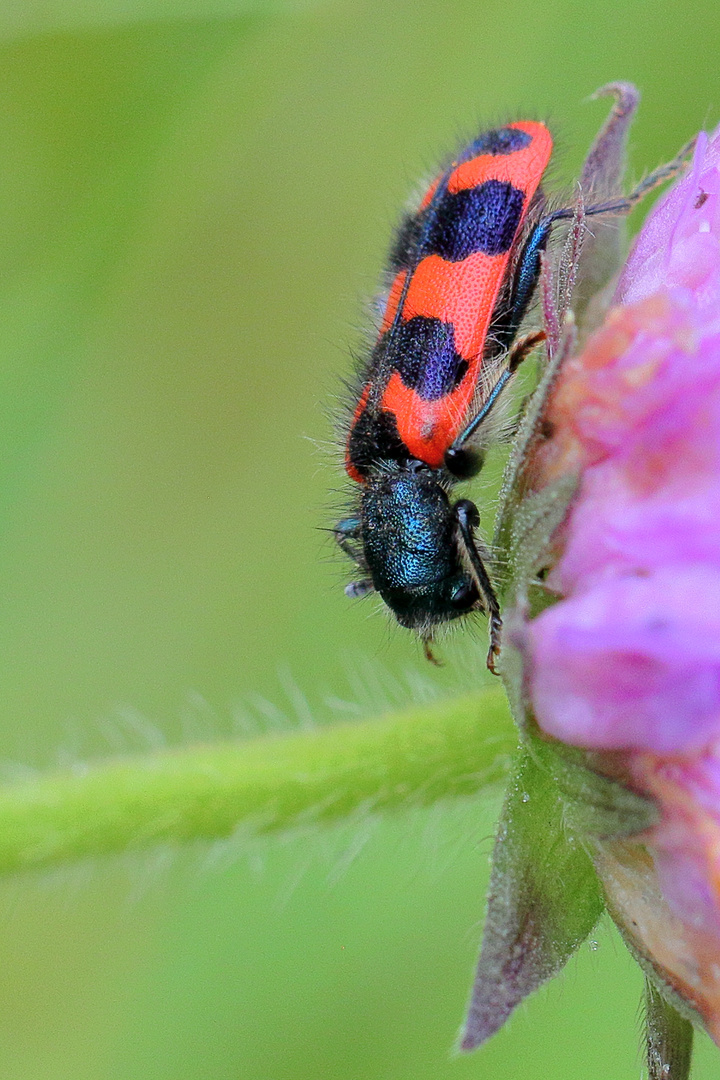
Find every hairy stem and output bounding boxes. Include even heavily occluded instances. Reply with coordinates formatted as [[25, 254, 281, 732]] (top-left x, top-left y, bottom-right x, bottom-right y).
[[0, 688, 514, 874]]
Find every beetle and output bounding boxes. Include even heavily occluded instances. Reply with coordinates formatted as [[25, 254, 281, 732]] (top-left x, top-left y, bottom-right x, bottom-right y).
[[334, 112, 692, 671]]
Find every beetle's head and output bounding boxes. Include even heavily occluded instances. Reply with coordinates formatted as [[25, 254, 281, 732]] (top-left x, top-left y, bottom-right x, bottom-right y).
[[342, 461, 482, 634]]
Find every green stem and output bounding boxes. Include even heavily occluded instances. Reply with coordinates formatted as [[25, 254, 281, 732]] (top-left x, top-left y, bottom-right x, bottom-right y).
[[0, 688, 513, 874]]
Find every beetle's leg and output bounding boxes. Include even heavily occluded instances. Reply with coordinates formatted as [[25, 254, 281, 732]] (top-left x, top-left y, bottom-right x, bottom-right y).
[[506, 328, 547, 375], [334, 516, 363, 562], [335, 516, 373, 598], [454, 499, 502, 675], [345, 579, 374, 599], [489, 218, 554, 359], [551, 135, 697, 224], [422, 638, 442, 666], [446, 328, 546, 467]]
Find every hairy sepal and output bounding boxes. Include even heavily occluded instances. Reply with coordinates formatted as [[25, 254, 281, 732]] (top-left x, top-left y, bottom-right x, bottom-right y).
[[460, 748, 603, 1050]]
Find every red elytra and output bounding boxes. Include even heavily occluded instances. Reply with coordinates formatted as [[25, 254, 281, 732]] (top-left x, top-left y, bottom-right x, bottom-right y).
[[346, 121, 553, 482]]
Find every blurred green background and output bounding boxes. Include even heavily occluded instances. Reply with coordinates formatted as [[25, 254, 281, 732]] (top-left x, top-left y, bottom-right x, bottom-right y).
[[0, 1, 719, 1076]]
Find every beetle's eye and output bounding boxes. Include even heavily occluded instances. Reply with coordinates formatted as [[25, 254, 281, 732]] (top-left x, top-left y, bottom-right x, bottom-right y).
[[449, 579, 477, 610]]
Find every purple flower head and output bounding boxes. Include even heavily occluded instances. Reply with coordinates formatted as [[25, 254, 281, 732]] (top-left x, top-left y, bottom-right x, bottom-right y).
[[617, 130, 720, 316], [531, 566, 720, 753], [522, 125, 720, 1036]]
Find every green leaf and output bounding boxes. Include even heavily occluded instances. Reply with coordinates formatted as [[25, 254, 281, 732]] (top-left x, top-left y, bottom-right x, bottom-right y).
[[460, 748, 603, 1050]]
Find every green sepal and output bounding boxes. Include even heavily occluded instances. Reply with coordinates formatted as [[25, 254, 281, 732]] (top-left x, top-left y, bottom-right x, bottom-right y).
[[571, 83, 639, 330], [527, 729, 659, 839], [502, 475, 579, 614], [460, 747, 604, 1050], [493, 395, 578, 596], [645, 977, 694, 1080]]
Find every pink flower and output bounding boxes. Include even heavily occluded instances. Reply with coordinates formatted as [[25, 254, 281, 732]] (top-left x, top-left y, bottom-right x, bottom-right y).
[[524, 126, 720, 1039]]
